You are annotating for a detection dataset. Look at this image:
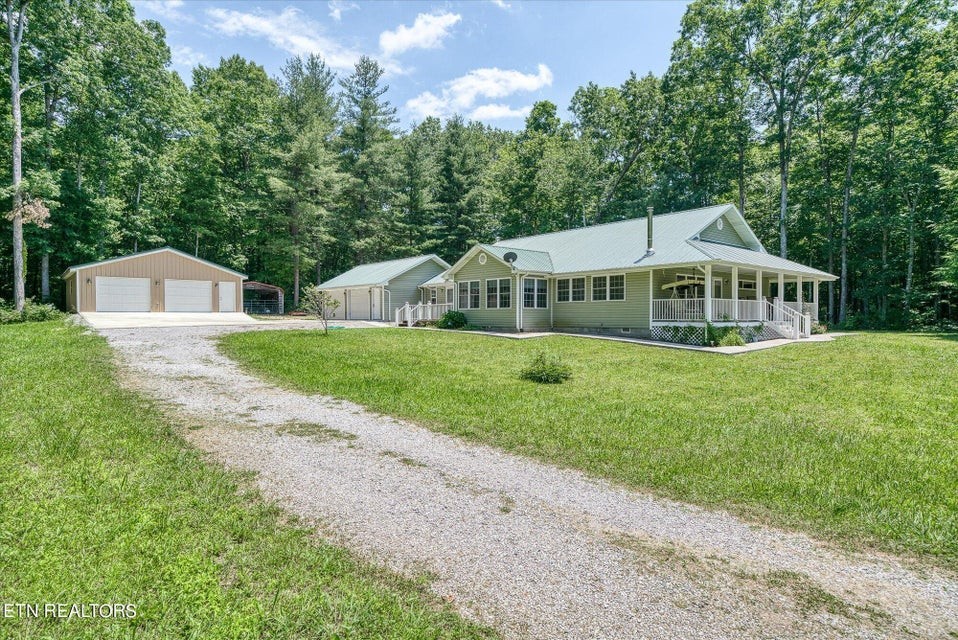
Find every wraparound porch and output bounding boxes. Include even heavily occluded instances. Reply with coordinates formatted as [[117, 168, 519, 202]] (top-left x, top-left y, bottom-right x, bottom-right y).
[[651, 265, 821, 339]]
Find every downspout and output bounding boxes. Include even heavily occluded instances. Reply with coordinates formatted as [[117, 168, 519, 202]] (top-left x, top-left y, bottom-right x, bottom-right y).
[[549, 277, 554, 329], [514, 269, 521, 332]]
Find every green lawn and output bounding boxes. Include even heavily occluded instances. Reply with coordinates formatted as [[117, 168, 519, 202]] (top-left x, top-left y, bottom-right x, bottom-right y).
[[0, 322, 493, 640], [222, 329, 958, 567]]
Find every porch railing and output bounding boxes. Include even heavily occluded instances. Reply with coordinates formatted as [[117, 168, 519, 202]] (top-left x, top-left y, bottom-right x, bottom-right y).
[[651, 297, 811, 338], [652, 298, 705, 322], [395, 302, 453, 326], [784, 301, 818, 321]]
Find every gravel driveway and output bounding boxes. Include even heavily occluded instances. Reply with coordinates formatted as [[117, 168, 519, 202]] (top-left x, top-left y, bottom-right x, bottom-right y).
[[101, 324, 958, 640]]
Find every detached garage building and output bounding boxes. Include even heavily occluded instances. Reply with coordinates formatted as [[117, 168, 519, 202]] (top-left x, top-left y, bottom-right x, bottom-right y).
[[319, 254, 450, 321], [62, 247, 246, 313]]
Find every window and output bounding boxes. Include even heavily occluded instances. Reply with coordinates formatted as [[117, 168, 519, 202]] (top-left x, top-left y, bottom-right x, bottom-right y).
[[523, 278, 547, 308], [557, 277, 586, 303], [429, 289, 438, 305], [571, 277, 585, 301], [592, 276, 607, 301], [609, 274, 625, 300], [445, 288, 453, 304], [592, 274, 625, 301], [739, 280, 756, 291], [458, 280, 480, 309], [486, 278, 511, 309]]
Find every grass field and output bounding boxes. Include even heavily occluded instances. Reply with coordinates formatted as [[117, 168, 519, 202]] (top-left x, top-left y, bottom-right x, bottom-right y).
[[0, 321, 493, 640], [222, 329, 958, 567]]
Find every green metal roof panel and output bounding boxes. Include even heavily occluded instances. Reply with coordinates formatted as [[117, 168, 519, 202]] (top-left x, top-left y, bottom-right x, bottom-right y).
[[480, 244, 554, 273], [319, 254, 449, 289], [688, 241, 837, 279], [493, 204, 738, 273]]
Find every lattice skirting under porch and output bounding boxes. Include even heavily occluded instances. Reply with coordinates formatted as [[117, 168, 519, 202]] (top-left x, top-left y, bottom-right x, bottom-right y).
[[650, 325, 707, 345]]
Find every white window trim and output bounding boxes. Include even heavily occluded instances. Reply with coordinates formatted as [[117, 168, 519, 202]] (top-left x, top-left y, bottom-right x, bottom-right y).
[[556, 276, 586, 303], [458, 280, 480, 309], [485, 278, 511, 309], [523, 277, 548, 309], [591, 273, 626, 302]]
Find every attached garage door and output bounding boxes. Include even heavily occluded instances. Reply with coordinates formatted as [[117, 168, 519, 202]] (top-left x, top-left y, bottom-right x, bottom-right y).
[[348, 289, 370, 320], [218, 281, 236, 312], [95, 276, 151, 312], [165, 279, 212, 312]]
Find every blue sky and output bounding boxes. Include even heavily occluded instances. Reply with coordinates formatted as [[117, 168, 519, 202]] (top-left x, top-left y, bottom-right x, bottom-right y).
[[133, 0, 689, 131]]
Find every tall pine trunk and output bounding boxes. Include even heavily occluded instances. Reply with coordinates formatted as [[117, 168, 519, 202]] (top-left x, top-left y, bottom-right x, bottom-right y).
[[839, 124, 860, 325], [904, 197, 916, 322], [7, 0, 26, 311], [293, 249, 301, 308], [40, 253, 48, 301], [778, 133, 789, 259]]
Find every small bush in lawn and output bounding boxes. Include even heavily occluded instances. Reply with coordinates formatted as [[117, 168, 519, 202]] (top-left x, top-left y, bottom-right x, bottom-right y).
[[0, 298, 63, 324], [437, 310, 467, 329], [520, 352, 572, 384], [717, 330, 746, 347], [811, 322, 829, 334]]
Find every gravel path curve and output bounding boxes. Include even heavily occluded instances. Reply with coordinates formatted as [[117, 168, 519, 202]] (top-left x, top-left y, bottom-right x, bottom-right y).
[[100, 324, 958, 640]]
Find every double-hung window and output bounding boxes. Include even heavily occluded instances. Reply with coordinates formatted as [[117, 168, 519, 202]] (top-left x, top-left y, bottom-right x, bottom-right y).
[[523, 278, 547, 309], [556, 277, 586, 303], [609, 274, 625, 300], [592, 274, 625, 301], [486, 278, 511, 309], [591, 276, 607, 301], [458, 281, 480, 309]]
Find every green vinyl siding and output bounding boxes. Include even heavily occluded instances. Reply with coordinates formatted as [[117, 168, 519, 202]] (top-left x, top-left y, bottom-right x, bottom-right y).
[[699, 213, 747, 247], [552, 271, 650, 333], [384, 259, 447, 319], [453, 252, 517, 329]]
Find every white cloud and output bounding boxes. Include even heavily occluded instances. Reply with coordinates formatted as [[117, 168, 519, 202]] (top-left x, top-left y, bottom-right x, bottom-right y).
[[379, 11, 461, 58], [327, 0, 357, 22], [171, 45, 206, 68], [206, 7, 361, 70], [469, 103, 531, 120], [406, 64, 552, 121], [489, 0, 512, 9], [137, 0, 191, 22]]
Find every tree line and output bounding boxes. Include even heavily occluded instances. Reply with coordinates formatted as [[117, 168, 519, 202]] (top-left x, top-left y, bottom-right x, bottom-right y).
[[2, 0, 956, 327]]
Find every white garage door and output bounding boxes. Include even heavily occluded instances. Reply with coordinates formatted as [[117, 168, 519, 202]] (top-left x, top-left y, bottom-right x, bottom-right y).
[[218, 281, 236, 312], [165, 279, 212, 312], [95, 276, 151, 312], [348, 289, 370, 320]]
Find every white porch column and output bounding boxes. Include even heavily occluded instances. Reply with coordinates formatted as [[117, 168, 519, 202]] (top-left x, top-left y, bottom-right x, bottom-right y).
[[755, 269, 763, 320], [704, 264, 713, 322], [731, 266, 739, 320], [777, 272, 785, 321], [812, 279, 820, 321], [797, 275, 803, 306]]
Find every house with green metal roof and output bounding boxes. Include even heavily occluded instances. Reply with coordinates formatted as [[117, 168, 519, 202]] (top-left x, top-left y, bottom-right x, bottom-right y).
[[318, 254, 449, 321], [431, 204, 837, 342]]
